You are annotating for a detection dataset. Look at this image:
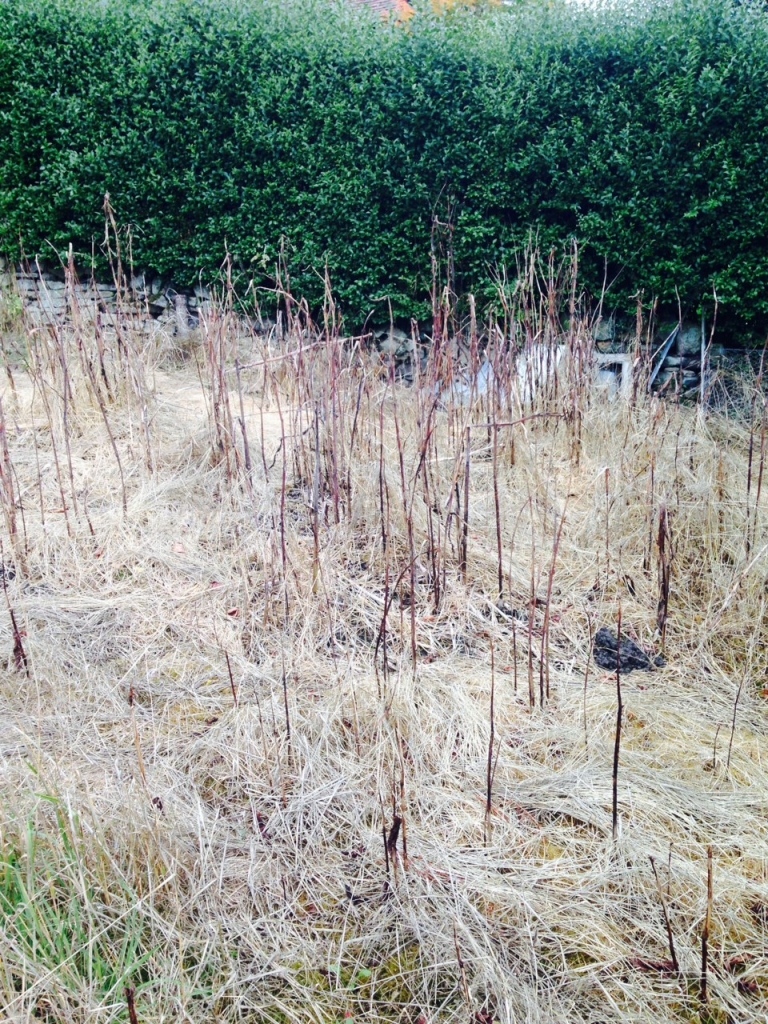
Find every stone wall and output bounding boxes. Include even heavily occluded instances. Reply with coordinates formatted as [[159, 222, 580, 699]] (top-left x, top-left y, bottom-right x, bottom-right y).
[[0, 258, 736, 401], [0, 258, 209, 335]]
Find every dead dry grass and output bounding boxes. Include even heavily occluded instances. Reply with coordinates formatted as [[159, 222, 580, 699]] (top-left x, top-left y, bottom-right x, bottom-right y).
[[0, 295, 766, 1024]]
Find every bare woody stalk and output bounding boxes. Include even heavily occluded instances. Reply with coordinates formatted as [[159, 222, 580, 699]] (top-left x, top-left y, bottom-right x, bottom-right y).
[[326, 312, 343, 525], [612, 605, 623, 842], [53, 318, 79, 520], [752, 400, 768, 554], [391, 380, 417, 666], [701, 846, 713, 1005], [749, 350, 768, 552], [657, 506, 673, 645], [281, 654, 292, 749], [414, 406, 440, 610], [643, 454, 655, 573], [79, 332, 128, 517], [396, 734, 409, 869], [273, 371, 290, 623], [224, 651, 238, 708], [512, 620, 518, 697], [726, 669, 746, 771], [649, 856, 680, 975], [27, 336, 73, 537], [0, 539, 28, 676], [492, 423, 503, 599], [745, 338, 767, 554], [583, 617, 592, 749], [540, 501, 568, 703], [0, 397, 18, 552], [453, 924, 471, 1014], [485, 638, 495, 844], [377, 400, 391, 685], [460, 425, 471, 582], [128, 684, 148, 789], [346, 371, 366, 518], [604, 467, 611, 577], [312, 403, 321, 595], [125, 986, 140, 1024], [527, 494, 536, 709], [10, 461, 29, 556], [234, 356, 254, 502]]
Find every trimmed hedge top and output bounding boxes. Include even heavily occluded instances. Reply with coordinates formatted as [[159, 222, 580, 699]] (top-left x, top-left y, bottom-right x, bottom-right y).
[[1, 0, 768, 327]]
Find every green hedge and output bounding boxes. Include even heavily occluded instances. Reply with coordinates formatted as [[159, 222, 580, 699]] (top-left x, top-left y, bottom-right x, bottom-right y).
[[1, 0, 768, 328]]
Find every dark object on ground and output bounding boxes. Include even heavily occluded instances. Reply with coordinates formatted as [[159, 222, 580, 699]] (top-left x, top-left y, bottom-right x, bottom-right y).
[[492, 600, 528, 624], [593, 627, 664, 674]]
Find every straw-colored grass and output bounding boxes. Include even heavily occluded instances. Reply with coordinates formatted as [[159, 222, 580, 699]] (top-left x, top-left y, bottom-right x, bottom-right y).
[[0, 297, 766, 1024]]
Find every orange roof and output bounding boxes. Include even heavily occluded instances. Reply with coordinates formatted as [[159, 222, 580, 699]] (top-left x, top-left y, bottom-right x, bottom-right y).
[[351, 0, 415, 20]]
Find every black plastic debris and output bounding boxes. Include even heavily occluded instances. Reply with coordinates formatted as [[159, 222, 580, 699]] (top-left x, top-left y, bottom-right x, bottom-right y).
[[593, 626, 665, 674]]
